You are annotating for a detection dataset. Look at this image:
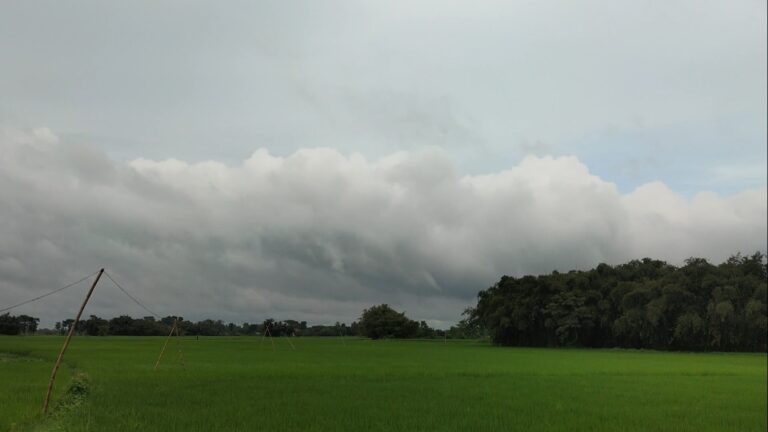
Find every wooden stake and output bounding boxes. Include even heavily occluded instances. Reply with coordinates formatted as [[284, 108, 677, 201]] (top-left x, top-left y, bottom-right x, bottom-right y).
[[154, 318, 177, 371], [43, 268, 104, 414]]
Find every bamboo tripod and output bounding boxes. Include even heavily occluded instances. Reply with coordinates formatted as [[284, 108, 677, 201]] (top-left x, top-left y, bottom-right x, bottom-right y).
[[43, 268, 104, 414], [260, 325, 296, 350], [154, 318, 185, 370], [286, 332, 296, 350], [261, 325, 276, 350]]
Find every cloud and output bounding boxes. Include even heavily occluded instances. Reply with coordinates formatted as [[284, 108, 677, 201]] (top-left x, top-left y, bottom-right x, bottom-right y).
[[0, 1, 764, 194], [1, 128, 766, 327]]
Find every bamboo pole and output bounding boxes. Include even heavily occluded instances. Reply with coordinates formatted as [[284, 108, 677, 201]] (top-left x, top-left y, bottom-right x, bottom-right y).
[[43, 268, 104, 414], [154, 318, 177, 371], [285, 333, 296, 350], [265, 325, 275, 350], [174, 321, 185, 368]]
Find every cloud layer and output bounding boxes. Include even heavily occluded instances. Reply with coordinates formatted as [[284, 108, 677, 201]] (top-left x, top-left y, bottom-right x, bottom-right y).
[[1, 128, 766, 326], [1, 1, 765, 194]]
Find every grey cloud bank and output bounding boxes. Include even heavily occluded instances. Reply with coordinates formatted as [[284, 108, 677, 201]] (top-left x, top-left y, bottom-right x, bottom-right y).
[[1, 128, 765, 327]]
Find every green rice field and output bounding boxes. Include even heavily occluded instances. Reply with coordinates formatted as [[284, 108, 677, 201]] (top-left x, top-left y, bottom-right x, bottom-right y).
[[1, 336, 765, 431]]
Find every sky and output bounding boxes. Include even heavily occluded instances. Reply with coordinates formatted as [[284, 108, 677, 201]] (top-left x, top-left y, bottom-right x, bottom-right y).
[[0, 1, 766, 328]]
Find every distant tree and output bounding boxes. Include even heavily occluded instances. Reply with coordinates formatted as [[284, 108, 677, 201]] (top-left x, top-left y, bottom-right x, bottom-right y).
[[284, 320, 301, 336], [17, 315, 39, 334], [359, 304, 419, 339], [84, 315, 109, 336], [108, 315, 134, 335], [448, 308, 486, 339], [241, 322, 260, 335], [129, 316, 165, 336], [0, 313, 21, 335], [190, 319, 226, 336], [61, 319, 75, 335], [415, 321, 436, 338]]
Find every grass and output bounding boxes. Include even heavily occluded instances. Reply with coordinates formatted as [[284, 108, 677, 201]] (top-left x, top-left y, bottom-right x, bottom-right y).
[[0, 336, 765, 431]]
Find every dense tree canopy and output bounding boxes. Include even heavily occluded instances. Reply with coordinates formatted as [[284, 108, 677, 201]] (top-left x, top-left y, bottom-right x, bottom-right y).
[[470, 253, 767, 352], [359, 304, 419, 339]]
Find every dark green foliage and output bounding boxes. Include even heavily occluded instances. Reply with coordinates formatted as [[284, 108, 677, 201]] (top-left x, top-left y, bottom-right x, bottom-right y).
[[0, 313, 21, 335], [444, 307, 487, 339], [108, 315, 142, 335], [359, 304, 419, 339], [472, 253, 768, 351], [84, 315, 108, 336], [0, 313, 39, 335], [302, 321, 359, 337]]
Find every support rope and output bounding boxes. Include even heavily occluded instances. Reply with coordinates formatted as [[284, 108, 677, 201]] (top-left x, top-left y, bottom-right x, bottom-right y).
[[0, 270, 100, 313], [103, 271, 160, 318]]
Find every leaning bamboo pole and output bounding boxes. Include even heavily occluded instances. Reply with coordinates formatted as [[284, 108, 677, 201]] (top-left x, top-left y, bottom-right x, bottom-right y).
[[43, 268, 104, 414], [154, 318, 178, 371]]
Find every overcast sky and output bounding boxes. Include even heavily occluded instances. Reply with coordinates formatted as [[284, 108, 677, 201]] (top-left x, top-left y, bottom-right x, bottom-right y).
[[1, 1, 766, 328]]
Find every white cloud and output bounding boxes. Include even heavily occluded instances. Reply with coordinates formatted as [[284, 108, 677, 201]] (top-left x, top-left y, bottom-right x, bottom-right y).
[[1, 128, 766, 326]]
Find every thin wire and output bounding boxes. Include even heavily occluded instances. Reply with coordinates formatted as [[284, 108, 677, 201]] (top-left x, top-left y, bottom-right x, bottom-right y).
[[104, 271, 160, 318], [0, 270, 99, 314]]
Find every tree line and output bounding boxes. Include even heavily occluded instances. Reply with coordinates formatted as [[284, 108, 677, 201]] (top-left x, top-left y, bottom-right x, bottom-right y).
[[0, 314, 349, 337], [468, 253, 767, 352], [54, 316, 357, 337], [0, 309, 473, 339]]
